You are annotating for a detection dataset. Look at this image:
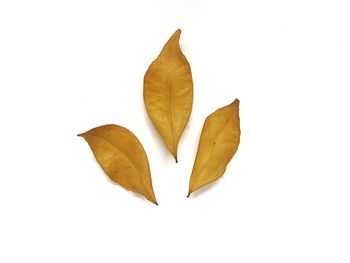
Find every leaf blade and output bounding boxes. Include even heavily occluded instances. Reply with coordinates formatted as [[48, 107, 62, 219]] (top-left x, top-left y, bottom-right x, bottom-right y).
[[78, 124, 158, 205], [144, 29, 193, 162], [188, 99, 241, 197]]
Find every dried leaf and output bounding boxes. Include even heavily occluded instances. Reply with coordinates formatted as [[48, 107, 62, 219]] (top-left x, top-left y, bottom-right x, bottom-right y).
[[144, 29, 193, 162], [187, 99, 241, 197], [78, 124, 158, 205]]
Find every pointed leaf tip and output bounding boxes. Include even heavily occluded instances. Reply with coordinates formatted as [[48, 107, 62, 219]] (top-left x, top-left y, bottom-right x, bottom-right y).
[[174, 29, 181, 37]]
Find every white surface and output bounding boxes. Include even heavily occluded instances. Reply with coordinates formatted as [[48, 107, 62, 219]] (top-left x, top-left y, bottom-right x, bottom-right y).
[[1, 0, 350, 262]]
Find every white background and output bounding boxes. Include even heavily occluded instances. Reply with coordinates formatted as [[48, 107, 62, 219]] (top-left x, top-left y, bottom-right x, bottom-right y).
[[1, 0, 349, 262]]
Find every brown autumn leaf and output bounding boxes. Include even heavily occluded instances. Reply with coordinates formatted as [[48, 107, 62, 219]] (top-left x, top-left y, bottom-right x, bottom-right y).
[[144, 29, 193, 163], [187, 99, 241, 197], [78, 124, 158, 205]]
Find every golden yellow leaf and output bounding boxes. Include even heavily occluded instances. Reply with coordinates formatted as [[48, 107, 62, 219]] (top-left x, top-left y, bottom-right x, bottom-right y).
[[187, 99, 241, 197], [78, 124, 158, 205], [144, 29, 193, 162]]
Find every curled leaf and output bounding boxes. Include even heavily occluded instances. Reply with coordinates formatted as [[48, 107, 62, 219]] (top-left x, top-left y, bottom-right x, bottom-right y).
[[78, 124, 158, 205], [144, 29, 193, 162], [188, 99, 241, 197]]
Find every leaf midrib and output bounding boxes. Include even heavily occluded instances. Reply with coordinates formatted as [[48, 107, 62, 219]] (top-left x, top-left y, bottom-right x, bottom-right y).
[[168, 82, 176, 158], [88, 133, 150, 196], [191, 112, 234, 190]]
